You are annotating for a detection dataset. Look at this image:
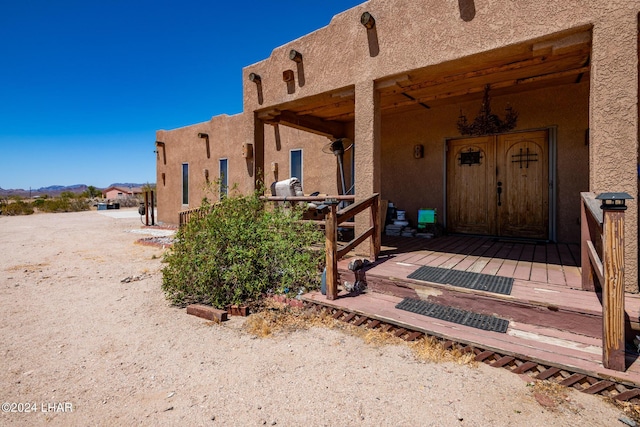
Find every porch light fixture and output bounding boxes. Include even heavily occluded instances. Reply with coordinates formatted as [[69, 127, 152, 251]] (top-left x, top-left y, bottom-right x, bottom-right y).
[[289, 49, 302, 63], [198, 132, 208, 139], [361, 12, 375, 29], [457, 85, 518, 136], [248, 73, 261, 83], [595, 192, 633, 210]]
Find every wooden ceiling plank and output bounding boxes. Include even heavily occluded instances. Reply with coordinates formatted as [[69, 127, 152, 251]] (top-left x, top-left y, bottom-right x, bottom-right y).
[[379, 47, 590, 96], [382, 66, 590, 111]]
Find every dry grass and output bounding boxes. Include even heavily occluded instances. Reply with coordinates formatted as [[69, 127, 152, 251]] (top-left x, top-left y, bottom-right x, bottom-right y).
[[244, 301, 477, 366], [607, 398, 640, 423], [410, 336, 477, 366]]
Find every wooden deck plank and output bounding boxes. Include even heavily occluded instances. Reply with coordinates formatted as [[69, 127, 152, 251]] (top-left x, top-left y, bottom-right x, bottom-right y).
[[496, 258, 519, 278], [533, 244, 547, 264], [546, 243, 562, 265], [529, 262, 548, 283], [513, 260, 532, 281], [557, 243, 579, 267], [467, 257, 491, 273], [546, 263, 567, 286], [564, 265, 582, 288], [480, 257, 506, 276]]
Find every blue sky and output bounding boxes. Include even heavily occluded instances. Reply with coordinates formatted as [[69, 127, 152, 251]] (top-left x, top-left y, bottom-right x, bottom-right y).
[[0, 0, 363, 190]]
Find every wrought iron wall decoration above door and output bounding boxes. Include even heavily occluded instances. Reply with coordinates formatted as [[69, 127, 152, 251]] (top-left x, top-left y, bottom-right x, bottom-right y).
[[457, 85, 518, 136]]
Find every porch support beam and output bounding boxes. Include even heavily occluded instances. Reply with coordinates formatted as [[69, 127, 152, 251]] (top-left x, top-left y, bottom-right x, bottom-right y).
[[263, 110, 347, 139], [253, 113, 265, 190], [589, 15, 638, 291], [354, 80, 381, 260]]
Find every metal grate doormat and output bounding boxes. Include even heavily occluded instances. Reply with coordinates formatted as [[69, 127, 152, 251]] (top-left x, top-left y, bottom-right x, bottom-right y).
[[407, 266, 513, 295], [395, 298, 509, 333]]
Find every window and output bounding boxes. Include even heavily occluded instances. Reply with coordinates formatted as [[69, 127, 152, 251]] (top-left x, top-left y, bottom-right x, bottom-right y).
[[182, 163, 189, 205], [219, 158, 228, 200], [290, 149, 303, 186]]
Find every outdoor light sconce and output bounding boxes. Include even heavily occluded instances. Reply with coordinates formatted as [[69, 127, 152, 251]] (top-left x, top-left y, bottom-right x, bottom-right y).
[[155, 141, 166, 165], [596, 192, 633, 210], [198, 132, 210, 158], [248, 73, 261, 83], [413, 144, 424, 159], [361, 12, 375, 29], [242, 143, 254, 159], [289, 49, 303, 63]]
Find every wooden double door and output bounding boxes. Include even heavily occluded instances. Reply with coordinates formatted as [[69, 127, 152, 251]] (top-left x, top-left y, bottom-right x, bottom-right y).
[[446, 130, 549, 240]]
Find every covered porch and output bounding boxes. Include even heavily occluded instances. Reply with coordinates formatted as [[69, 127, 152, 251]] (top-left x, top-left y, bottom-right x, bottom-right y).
[[303, 232, 640, 400]]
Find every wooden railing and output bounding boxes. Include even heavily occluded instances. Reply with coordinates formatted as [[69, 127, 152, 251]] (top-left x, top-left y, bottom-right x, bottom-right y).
[[580, 192, 629, 371], [324, 193, 380, 300], [179, 205, 208, 227], [263, 193, 381, 300]]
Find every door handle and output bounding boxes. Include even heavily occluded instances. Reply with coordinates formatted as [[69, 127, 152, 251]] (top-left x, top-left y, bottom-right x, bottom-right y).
[[497, 181, 503, 206]]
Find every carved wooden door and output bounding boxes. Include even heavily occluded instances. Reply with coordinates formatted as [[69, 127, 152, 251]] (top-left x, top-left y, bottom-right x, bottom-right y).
[[496, 130, 549, 239], [446, 136, 496, 235], [447, 130, 549, 239]]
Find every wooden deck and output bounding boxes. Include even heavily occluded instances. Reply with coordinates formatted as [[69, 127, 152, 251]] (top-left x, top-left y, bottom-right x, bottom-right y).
[[305, 234, 640, 388]]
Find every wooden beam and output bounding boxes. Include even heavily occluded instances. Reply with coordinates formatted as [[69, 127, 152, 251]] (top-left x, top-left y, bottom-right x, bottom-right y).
[[337, 226, 374, 258], [581, 196, 595, 291], [269, 110, 346, 139]]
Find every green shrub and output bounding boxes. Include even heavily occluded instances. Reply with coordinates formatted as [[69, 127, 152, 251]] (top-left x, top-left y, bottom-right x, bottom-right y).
[[2, 200, 34, 215], [38, 197, 90, 213], [161, 190, 324, 308]]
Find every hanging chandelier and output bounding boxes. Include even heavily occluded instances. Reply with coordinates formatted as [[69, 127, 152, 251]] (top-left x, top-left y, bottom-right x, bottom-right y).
[[457, 85, 518, 136]]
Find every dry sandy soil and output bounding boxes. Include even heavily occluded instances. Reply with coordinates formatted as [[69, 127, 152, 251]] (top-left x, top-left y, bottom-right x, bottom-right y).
[[0, 209, 634, 426]]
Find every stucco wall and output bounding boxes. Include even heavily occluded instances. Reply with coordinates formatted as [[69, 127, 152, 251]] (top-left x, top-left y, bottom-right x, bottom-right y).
[[262, 125, 346, 196], [156, 113, 252, 225]]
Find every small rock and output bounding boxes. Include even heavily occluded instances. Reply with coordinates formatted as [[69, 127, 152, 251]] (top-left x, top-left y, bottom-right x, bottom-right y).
[[164, 406, 174, 412], [211, 415, 215, 421], [167, 392, 175, 398]]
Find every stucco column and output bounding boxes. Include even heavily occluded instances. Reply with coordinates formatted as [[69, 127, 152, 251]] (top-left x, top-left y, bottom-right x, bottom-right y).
[[354, 80, 381, 258], [589, 15, 638, 291]]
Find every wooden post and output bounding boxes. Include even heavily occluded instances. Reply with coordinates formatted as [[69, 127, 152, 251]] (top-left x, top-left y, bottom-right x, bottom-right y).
[[370, 194, 380, 261], [144, 191, 150, 226], [325, 200, 339, 300], [150, 190, 155, 226], [602, 208, 626, 371]]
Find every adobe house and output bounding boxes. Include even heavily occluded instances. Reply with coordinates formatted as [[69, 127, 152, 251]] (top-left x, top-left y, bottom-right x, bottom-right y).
[[102, 186, 143, 200], [156, 0, 639, 291]]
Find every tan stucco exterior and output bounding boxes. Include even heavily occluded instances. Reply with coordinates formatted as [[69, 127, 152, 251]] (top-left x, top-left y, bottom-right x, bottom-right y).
[[156, 0, 639, 291]]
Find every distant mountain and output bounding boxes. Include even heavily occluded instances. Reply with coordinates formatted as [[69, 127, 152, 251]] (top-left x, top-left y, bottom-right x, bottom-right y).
[[0, 183, 150, 198]]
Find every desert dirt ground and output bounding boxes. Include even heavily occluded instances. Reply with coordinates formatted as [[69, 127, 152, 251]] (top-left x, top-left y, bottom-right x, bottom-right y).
[[0, 209, 634, 426]]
